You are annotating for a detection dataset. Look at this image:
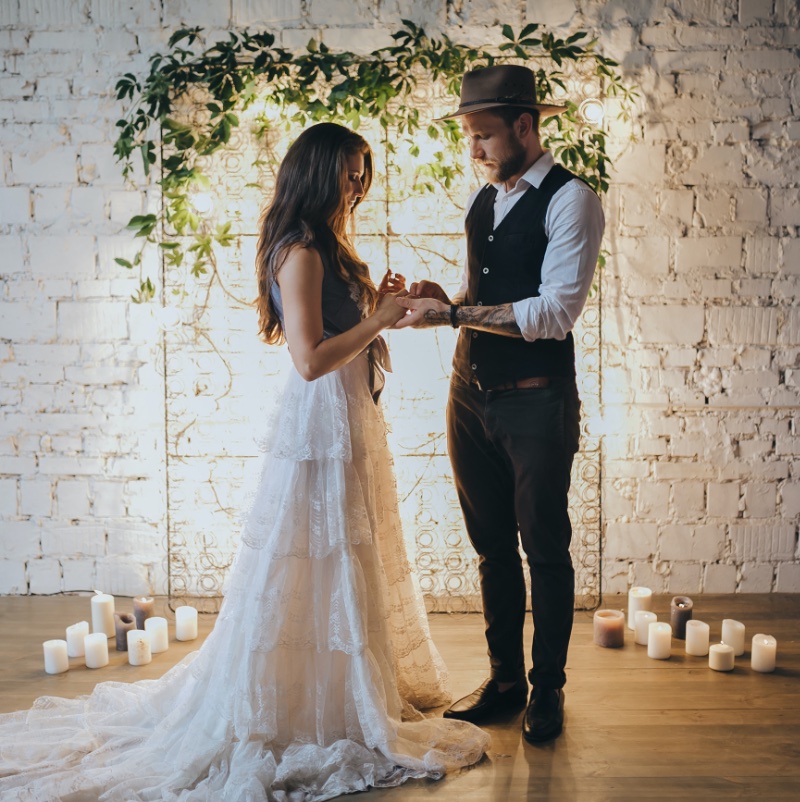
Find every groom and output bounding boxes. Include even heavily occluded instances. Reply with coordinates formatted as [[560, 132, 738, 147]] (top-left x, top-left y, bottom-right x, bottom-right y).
[[396, 65, 604, 742]]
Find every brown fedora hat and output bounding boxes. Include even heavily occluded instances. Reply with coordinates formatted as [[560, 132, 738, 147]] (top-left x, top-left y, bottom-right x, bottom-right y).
[[437, 64, 568, 121]]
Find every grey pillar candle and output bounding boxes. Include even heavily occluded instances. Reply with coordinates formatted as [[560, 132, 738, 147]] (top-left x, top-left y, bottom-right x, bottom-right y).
[[114, 612, 136, 651], [670, 596, 693, 639], [133, 596, 155, 630]]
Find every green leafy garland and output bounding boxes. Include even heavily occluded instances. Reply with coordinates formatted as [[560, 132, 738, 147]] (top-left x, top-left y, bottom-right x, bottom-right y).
[[114, 21, 636, 302]]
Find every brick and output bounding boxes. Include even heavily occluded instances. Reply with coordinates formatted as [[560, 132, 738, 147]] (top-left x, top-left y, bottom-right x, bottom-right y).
[[681, 146, 743, 185], [659, 189, 694, 226], [780, 481, 800, 518], [708, 482, 741, 516], [0, 236, 24, 275], [0, 520, 41, 558], [29, 236, 95, 278], [738, 562, 774, 592], [57, 479, 91, 518], [20, 479, 52, 517], [0, 478, 17, 515], [730, 523, 794, 561], [727, 49, 799, 71], [10, 146, 78, 185], [675, 236, 742, 272], [19, 0, 86, 26], [92, 481, 126, 517], [781, 238, 800, 274], [609, 145, 665, 184], [0, 300, 57, 342], [636, 481, 670, 518], [28, 557, 62, 593], [70, 188, 107, 222], [61, 558, 96, 591], [0, 187, 31, 223], [672, 481, 705, 518], [57, 301, 127, 342], [707, 307, 778, 346], [770, 188, 800, 227], [639, 306, 704, 345], [40, 523, 105, 557], [617, 236, 670, 277], [776, 564, 800, 592], [703, 563, 738, 592], [38, 456, 104, 475], [714, 121, 750, 144], [604, 523, 658, 560], [89, 0, 161, 26], [94, 555, 151, 597], [666, 562, 703, 594], [696, 190, 732, 227], [739, 0, 773, 24], [107, 525, 163, 560], [0, 560, 26, 593], [652, 49, 725, 73], [654, 462, 715, 480], [660, 523, 724, 561], [632, 562, 667, 593]]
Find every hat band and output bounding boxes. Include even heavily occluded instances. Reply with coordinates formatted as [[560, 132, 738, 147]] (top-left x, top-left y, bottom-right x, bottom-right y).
[[459, 94, 538, 108]]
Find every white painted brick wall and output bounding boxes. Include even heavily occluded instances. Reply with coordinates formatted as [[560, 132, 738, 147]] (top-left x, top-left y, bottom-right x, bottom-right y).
[[1, 0, 797, 598]]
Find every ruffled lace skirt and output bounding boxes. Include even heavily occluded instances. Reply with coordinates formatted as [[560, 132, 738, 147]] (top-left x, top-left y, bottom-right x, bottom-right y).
[[0, 352, 489, 801]]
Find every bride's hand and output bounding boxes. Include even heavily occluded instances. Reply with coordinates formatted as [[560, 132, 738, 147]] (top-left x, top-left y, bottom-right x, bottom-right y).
[[378, 269, 406, 295], [374, 289, 409, 328]]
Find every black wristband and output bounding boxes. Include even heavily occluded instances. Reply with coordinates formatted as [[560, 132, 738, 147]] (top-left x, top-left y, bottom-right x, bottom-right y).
[[450, 304, 460, 328]]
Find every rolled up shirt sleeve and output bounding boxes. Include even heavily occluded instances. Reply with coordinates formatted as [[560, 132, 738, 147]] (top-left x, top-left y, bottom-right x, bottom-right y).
[[512, 182, 605, 341]]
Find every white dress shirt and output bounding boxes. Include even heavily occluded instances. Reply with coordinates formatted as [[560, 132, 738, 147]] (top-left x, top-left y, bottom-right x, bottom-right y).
[[455, 151, 605, 342]]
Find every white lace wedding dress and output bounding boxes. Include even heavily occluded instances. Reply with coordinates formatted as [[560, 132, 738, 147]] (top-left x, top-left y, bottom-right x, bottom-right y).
[[0, 347, 489, 801]]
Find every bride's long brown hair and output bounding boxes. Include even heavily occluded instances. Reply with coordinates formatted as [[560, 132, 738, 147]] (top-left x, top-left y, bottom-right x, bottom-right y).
[[255, 122, 378, 345]]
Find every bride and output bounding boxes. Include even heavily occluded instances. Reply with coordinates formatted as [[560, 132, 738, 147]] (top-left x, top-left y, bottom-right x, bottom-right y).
[[0, 122, 489, 801]]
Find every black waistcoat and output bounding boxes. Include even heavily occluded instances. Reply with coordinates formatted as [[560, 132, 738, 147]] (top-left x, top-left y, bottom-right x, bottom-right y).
[[452, 164, 578, 387]]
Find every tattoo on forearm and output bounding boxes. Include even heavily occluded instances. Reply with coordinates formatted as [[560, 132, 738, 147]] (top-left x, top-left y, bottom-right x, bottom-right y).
[[456, 303, 522, 337], [423, 309, 450, 326]]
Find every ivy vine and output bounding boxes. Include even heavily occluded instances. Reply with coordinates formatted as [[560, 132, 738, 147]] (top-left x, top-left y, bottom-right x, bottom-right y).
[[114, 20, 637, 303]]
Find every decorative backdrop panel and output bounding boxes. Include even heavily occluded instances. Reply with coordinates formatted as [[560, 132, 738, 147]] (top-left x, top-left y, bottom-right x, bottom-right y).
[[163, 80, 601, 612]]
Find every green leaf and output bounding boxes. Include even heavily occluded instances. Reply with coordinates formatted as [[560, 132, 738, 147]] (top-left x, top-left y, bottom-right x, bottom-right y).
[[501, 24, 515, 41]]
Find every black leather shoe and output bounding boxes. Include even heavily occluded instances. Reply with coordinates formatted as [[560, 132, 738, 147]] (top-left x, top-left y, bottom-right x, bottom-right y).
[[522, 687, 565, 743], [443, 678, 527, 724]]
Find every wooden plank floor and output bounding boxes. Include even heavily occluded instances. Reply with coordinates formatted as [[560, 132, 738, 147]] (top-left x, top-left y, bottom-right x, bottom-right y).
[[1, 594, 798, 800]]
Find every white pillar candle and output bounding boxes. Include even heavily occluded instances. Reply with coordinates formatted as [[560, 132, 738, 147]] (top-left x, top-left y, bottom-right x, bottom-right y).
[[145, 616, 169, 653], [65, 621, 89, 658], [750, 634, 777, 673], [43, 639, 69, 674], [709, 642, 735, 671], [685, 619, 710, 656], [175, 606, 198, 641], [84, 632, 109, 669], [127, 630, 152, 666], [647, 622, 672, 659], [91, 590, 115, 637], [721, 618, 745, 656], [627, 586, 653, 630], [634, 610, 657, 646]]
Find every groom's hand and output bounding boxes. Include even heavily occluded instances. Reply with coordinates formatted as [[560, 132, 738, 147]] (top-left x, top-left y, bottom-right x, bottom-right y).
[[407, 280, 451, 304], [393, 296, 450, 329]]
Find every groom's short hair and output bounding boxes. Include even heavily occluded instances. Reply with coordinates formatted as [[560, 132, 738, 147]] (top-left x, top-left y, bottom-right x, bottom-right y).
[[488, 106, 540, 134]]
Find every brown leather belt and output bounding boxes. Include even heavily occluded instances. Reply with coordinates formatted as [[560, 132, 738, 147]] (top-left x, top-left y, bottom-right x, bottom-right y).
[[471, 376, 551, 392]]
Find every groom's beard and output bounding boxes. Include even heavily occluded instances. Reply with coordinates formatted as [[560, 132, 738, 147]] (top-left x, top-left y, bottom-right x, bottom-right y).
[[479, 135, 527, 184], [495, 137, 527, 183]]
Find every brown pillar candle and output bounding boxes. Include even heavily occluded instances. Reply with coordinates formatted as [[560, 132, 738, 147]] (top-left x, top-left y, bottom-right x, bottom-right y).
[[114, 612, 136, 651], [133, 596, 155, 630], [593, 609, 625, 648], [670, 596, 694, 639]]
